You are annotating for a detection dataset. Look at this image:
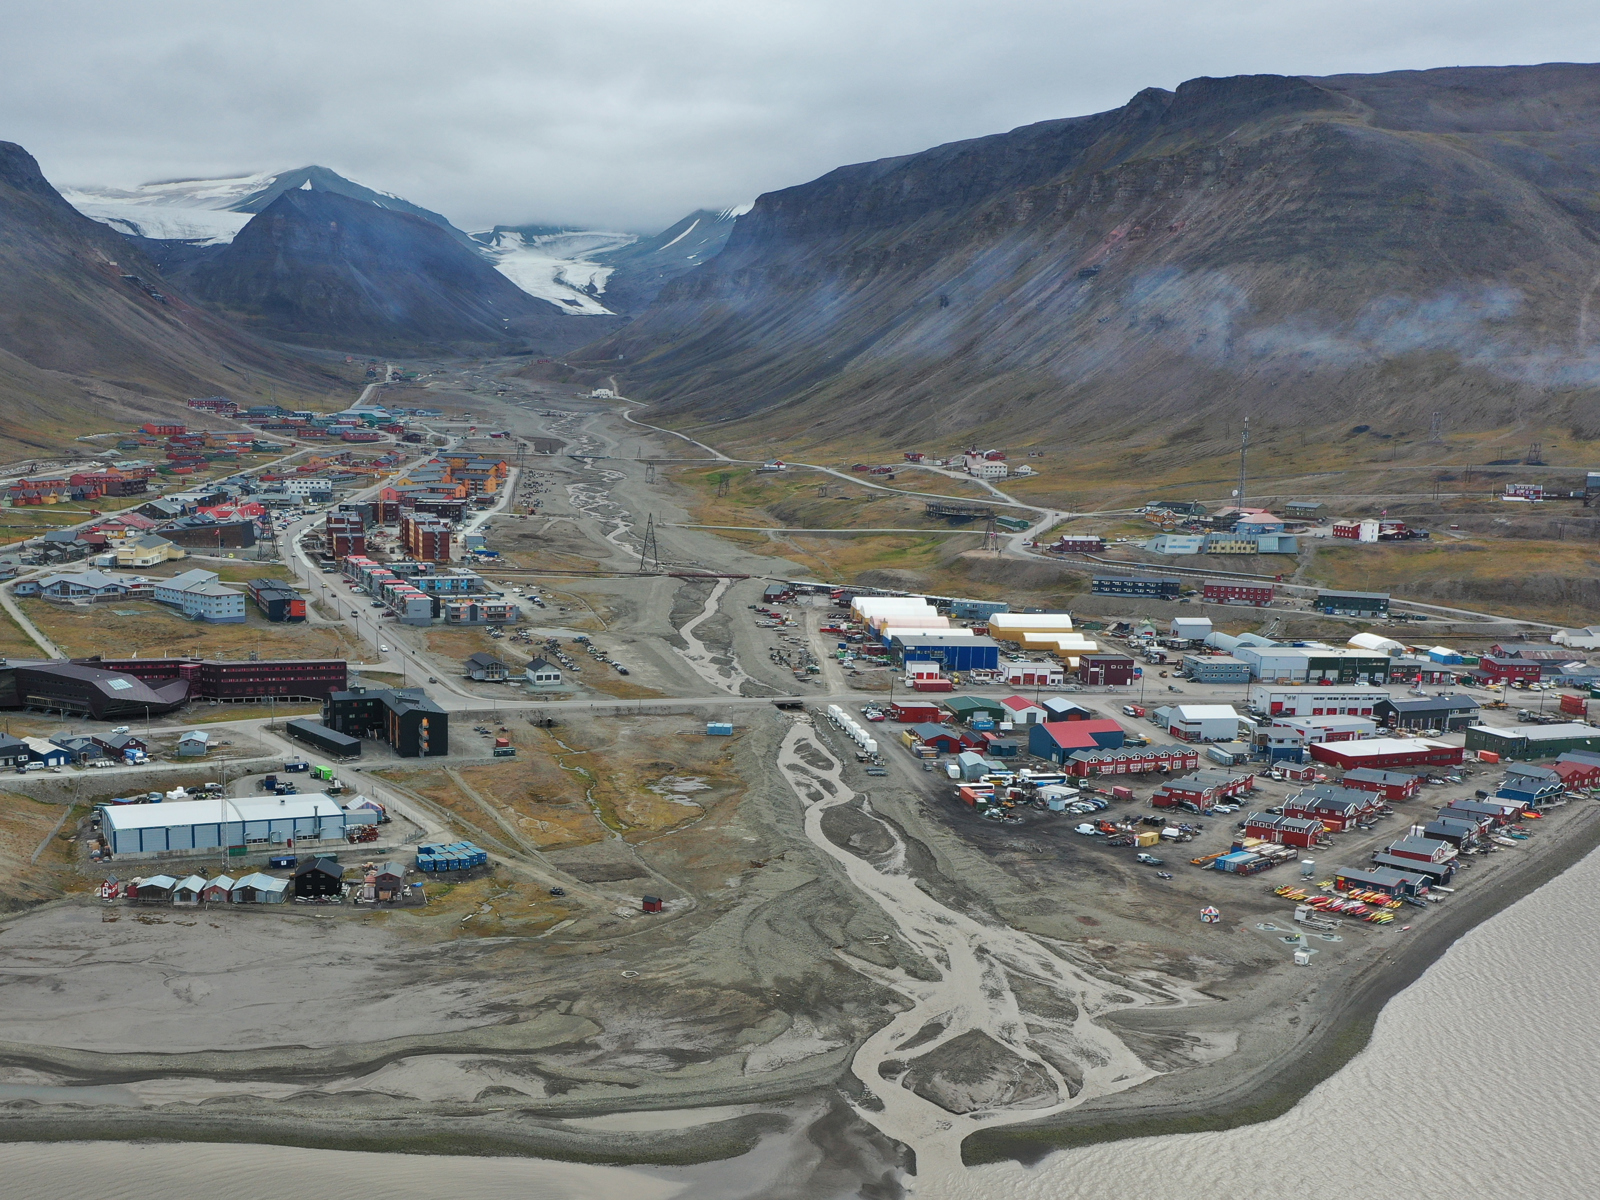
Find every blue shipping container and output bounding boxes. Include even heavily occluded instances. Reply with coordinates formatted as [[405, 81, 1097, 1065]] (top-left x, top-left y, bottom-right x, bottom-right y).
[[707, 722, 734, 736]]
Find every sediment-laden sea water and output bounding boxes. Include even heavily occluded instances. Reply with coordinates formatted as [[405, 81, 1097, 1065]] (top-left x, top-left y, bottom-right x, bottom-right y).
[[4, 845, 1598, 1200]]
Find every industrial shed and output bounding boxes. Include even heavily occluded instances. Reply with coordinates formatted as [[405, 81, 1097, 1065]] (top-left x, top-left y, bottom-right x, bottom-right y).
[[890, 632, 1000, 673], [1464, 723, 1600, 761], [1028, 719, 1125, 763], [1373, 694, 1481, 731], [1309, 738, 1464, 771], [285, 718, 363, 759], [100, 794, 347, 859]]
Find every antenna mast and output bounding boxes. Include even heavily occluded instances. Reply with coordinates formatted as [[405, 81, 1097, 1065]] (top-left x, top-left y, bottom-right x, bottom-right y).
[[1237, 416, 1249, 512]]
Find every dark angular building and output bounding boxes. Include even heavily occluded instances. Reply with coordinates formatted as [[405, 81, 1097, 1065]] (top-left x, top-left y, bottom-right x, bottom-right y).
[[293, 857, 346, 898], [0, 661, 189, 719], [161, 518, 257, 550], [324, 686, 448, 757], [247, 579, 307, 622], [79, 656, 346, 702]]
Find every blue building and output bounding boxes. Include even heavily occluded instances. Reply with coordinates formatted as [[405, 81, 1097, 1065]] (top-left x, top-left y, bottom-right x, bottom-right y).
[[946, 599, 1010, 620], [891, 633, 1000, 673]]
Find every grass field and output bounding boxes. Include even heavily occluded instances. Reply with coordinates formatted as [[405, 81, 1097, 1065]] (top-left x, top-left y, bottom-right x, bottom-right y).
[[19, 598, 368, 661], [673, 464, 998, 533], [1301, 538, 1600, 625], [381, 716, 742, 855]]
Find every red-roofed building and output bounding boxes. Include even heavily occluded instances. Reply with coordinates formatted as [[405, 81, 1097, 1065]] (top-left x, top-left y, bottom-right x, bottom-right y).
[[999, 695, 1047, 725], [1027, 719, 1125, 763], [1552, 758, 1600, 788]]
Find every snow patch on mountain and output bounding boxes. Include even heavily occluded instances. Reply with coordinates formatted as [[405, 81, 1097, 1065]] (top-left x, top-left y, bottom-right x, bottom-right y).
[[57, 195, 253, 245], [474, 228, 638, 316]]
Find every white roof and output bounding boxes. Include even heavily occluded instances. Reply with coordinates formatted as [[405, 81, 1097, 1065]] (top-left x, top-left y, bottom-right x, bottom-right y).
[[139, 875, 179, 889], [232, 872, 289, 893], [174, 874, 208, 891], [988, 613, 1074, 631], [102, 793, 342, 831], [1471, 722, 1599, 742], [1321, 738, 1455, 756], [1170, 705, 1241, 720], [205, 875, 236, 890]]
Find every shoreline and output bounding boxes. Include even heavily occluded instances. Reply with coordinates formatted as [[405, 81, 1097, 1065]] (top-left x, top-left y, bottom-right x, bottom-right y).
[[1, 807, 1595, 1175], [962, 798, 1600, 1165]]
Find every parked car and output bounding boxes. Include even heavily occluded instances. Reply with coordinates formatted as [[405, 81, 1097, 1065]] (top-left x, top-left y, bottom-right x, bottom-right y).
[[1135, 853, 1165, 865], [1074, 823, 1100, 836]]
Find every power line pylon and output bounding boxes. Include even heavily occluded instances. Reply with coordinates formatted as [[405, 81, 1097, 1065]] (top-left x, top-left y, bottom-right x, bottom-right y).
[[715, 473, 731, 497], [983, 514, 1002, 555], [638, 513, 660, 572]]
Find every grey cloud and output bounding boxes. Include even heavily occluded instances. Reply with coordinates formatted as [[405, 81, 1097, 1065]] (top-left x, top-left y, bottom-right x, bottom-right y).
[[5, 0, 1600, 232]]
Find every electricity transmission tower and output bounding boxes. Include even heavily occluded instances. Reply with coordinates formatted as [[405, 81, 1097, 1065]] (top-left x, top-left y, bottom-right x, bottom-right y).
[[638, 513, 660, 572], [715, 473, 731, 497]]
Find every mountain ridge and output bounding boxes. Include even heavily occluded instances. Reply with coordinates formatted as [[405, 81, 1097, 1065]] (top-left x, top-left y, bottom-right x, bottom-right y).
[[0, 141, 336, 459], [576, 64, 1600, 465], [166, 187, 615, 353]]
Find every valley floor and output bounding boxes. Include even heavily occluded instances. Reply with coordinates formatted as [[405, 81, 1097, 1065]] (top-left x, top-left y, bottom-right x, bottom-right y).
[[1, 360, 1596, 1198]]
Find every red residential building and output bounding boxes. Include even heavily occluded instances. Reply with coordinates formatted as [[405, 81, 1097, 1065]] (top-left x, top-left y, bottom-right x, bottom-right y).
[[1064, 746, 1199, 778], [1282, 795, 1368, 832], [1203, 580, 1275, 606], [1051, 535, 1107, 554], [1473, 656, 1544, 685], [1241, 812, 1325, 847], [401, 514, 453, 563], [1078, 654, 1136, 686], [1553, 758, 1600, 788], [326, 512, 367, 560], [1338, 767, 1421, 801]]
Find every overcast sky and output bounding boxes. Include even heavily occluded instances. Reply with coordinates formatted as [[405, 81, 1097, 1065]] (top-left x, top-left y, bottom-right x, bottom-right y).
[[6, 0, 1599, 233]]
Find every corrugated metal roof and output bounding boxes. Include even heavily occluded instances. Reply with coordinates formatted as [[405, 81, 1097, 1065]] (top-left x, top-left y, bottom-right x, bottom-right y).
[[103, 793, 342, 831]]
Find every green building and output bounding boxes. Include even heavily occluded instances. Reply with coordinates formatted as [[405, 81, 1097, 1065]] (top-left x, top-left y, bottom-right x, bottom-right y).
[[1464, 723, 1600, 761], [942, 696, 1007, 724]]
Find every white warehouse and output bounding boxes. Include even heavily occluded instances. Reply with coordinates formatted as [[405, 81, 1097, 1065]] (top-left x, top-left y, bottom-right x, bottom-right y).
[[1155, 703, 1246, 743], [101, 794, 348, 859]]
